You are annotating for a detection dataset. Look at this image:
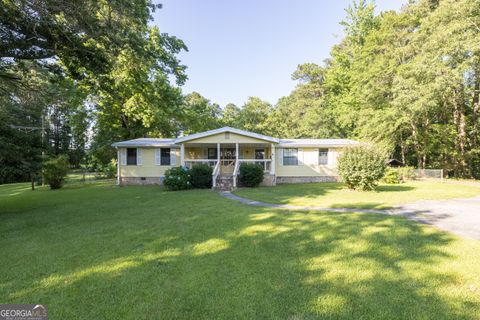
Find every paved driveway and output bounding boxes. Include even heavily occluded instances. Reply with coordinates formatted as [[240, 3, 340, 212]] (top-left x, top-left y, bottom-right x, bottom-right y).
[[221, 192, 480, 240], [392, 196, 480, 240]]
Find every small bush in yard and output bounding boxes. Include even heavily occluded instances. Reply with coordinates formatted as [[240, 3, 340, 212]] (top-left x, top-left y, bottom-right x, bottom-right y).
[[191, 163, 212, 188], [96, 159, 117, 179], [337, 145, 387, 191], [43, 155, 69, 189], [239, 163, 264, 187], [383, 167, 401, 184], [164, 166, 192, 190], [397, 166, 416, 181]]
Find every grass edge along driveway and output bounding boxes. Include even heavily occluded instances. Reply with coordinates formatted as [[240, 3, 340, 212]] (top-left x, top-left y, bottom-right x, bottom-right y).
[[1, 182, 479, 319], [233, 180, 480, 209]]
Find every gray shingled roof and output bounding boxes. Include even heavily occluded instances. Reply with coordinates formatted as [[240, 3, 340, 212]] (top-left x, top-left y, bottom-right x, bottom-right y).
[[111, 138, 177, 148], [111, 128, 360, 148], [278, 138, 359, 147]]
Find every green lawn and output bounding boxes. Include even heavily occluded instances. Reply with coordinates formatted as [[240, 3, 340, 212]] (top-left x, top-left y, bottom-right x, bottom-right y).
[[1, 182, 479, 319], [234, 180, 480, 209]]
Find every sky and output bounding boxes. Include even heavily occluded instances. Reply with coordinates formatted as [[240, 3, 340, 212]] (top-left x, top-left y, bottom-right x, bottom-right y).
[[153, 0, 406, 107]]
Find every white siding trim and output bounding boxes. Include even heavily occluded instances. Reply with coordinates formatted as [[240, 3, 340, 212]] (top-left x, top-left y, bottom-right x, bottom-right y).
[[155, 148, 161, 165], [120, 148, 126, 166], [170, 149, 176, 166]]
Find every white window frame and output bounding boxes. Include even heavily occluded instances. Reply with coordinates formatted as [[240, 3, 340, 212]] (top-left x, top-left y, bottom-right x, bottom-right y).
[[319, 148, 329, 165], [160, 148, 171, 166], [283, 148, 298, 166], [126, 148, 138, 166]]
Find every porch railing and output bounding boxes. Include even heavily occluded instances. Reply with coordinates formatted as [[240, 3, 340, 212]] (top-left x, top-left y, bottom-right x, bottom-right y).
[[184, 159, 217, 169], [212, 161, 220, 188], [237, 159, 271, 172]]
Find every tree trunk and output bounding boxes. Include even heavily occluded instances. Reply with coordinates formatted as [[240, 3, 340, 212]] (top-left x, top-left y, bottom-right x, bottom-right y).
[[453, 88, 468, 176], [472, 69, 480, 148], [410, 122, 422, 168]]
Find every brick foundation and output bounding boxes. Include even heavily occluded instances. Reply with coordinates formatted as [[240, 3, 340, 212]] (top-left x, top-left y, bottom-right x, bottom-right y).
[[259, 174, 276, 187], [275, 176, 339, 184], [120, 177, 162, 186]]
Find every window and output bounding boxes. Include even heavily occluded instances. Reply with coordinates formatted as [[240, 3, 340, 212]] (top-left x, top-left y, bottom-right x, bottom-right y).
[[283, 148, 298, 166], [161, 148, 171, 165], [127, 148, 137, 165], [208, 148, 217, 160], [319, 149, 328, 165]]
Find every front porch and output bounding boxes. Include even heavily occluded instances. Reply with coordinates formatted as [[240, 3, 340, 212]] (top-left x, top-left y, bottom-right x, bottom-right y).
[[179, 142, 276, 189]]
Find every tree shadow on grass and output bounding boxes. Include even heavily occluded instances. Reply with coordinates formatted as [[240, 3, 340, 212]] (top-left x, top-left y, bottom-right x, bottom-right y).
[[1, 189, 478, 319]]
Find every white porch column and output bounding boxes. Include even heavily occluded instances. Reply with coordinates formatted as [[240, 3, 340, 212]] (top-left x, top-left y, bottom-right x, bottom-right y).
[[180, 144, 185, 166], [116, 148, 120, 185], [235, 143, 239, 162], [234, 143, 239, 187], [270, 143, 275, 175], [217, 143, 220, 165]]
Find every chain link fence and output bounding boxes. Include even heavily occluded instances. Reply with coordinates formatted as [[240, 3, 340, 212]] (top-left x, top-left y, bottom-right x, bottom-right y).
[[412, 169, 444, 180]]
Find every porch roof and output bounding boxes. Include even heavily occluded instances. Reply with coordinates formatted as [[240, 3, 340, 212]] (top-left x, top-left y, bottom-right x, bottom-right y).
[[174, 127, 280, 144]]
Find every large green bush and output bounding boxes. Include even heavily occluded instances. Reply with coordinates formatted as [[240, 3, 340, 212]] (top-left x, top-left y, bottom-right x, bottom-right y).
[[190, 163, 212, 188], [239, 163, 264, 187], [337, 145, 387, 191], [163, 167, 192, 191], [43, 155, 69, 189]]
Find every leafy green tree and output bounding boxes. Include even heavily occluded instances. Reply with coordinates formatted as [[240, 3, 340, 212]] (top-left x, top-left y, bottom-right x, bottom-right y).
[[236, 97, 273, 135], [180, 92, 223, 134], [268, 63, 340, 138], [0, 92, 43, 184], [0, 0, 163, 91], [91, 26, 187, 163], [222, 103, 242, 127]]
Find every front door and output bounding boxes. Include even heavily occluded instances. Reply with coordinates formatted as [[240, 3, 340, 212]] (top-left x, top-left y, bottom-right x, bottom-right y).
[[221, 148, 235, 160], [255, 148, 265, 170]]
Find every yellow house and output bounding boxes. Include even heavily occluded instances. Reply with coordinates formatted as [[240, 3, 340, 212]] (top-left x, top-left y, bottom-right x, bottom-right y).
[[112, 127, 359, 189]]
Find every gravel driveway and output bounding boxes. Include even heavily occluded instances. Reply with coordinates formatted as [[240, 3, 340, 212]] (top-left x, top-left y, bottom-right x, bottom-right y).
[[392, 196, 480, 240]]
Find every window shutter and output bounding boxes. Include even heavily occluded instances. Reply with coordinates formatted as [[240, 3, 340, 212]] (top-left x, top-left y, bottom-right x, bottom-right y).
[[328, 149, 336, 166], [155, 149, 161, 165], [203, 148, 208, 159], [278, 148, 283, 165], [304, 149, 318, 165], [137, 148, 142, 166], [170, 149, 176, 166], [120, 149, 126, 166]]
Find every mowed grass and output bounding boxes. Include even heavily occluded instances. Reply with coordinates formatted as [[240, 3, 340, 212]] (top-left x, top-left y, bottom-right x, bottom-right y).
[[1, 182, 479, 319], [234, 180, 480, 209]]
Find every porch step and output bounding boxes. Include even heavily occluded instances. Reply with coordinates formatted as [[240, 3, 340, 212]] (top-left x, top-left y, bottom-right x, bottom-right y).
[[214, 175, 235, 191]]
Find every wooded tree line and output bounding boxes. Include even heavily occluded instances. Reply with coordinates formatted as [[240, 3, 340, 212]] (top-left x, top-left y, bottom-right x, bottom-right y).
[[1, 0, 479, 183], [202, 0, 480, 178]]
